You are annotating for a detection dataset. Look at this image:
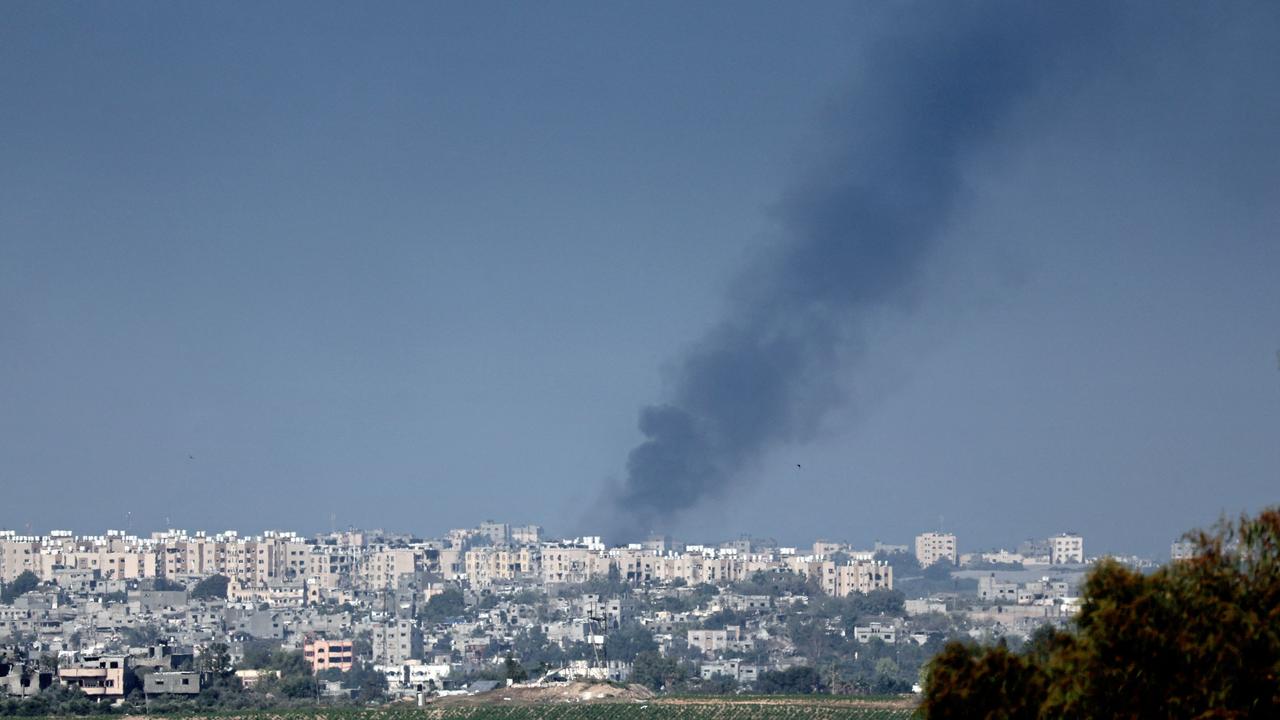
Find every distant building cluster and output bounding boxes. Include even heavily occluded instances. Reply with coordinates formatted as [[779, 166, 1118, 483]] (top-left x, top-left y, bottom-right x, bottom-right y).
[[0, 519, 1138, 703], [0, 525, 895, 599]]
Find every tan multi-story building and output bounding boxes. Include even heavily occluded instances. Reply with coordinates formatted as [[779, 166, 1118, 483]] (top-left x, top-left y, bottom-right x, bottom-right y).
[[658, 552, 743, 586], [511, 525, 543, 544], [309, 544, 358, 588], [915, 532, 957, 567], [540, 545, 598, 585], [58, 655, 127, 699], [58, 543, 155, 580], [360, 548, 420, 589], [1050, 533, 1084, 565], [0, 534, 44, 582], [465, 546, 540, 587], [812, 541, 846, 557], [824, 560, 893, 597], [613, 548, 662, 584], [477, 522, 510, 546], [371, 620, 422, 664], [226, 577, 306, 607]]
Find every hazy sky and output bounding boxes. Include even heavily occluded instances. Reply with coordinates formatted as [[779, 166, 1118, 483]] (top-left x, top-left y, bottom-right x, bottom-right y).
[[2, 2, 1277, 557]]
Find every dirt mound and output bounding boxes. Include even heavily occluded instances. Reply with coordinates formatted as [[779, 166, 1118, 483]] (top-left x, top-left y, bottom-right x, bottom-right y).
[[432, 681, 654, 706]]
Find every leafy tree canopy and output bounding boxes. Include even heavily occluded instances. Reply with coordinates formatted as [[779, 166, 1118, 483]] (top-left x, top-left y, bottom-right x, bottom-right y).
[[756, 666, 826, 695], [190, 574, 230, 600], [604, 622, 658, 662], [923, 508, 1280, 718], [1, 571, 40, 603], [419, 588, 466, 624]]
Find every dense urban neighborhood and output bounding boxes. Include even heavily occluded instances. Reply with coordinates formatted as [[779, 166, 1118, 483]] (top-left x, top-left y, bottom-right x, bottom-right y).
[[0, 520, 1162, 711]]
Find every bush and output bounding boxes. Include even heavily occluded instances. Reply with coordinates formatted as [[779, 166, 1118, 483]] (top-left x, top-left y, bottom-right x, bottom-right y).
[[755, 666, 826, 694]]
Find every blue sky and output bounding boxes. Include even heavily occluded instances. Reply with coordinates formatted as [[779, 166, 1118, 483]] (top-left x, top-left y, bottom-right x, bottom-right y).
[[2, 2, 1277, 556]]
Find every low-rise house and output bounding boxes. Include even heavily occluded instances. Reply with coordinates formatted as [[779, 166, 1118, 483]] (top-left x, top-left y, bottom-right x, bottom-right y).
[[904, 598, 947, 615], [700, 659, 764, 683], [143, 670, 201, 696], [555, 659, 631, 682], [233, 668, 279, 688], [129, 644, 193, 672], [853, 622, 896, 644], [377, 660, 451, 693], [977, 575, 1019, 603], [715, 594, 772, 613], [687, 626, 754, 656], [131, 590, 188, 613]]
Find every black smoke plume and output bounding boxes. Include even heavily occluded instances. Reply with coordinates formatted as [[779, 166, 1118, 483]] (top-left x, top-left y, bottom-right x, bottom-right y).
[[603, 4, 1112, 541]]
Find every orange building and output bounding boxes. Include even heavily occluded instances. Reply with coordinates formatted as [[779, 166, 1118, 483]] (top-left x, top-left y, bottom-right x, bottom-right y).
[[303, 638, 354, 673]]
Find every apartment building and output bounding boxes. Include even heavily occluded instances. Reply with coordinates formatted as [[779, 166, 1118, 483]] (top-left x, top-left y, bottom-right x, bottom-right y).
[[465, 545, 540, 587], [915, 533, 958, 567], [477, 522, 510, 546], [806, 559, 893, 597], [540, 545, 600, 585], [0, 534, 45, 582], [511, 525, 543, 544], [303, 638, 354, 673], [371, 620, 422, 665], [1050, 533, 1084, 565], [360, 548, 420, 589]]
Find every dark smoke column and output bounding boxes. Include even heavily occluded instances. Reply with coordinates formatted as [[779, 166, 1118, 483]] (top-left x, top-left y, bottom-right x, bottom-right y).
[[603, 4, 1110, 542]]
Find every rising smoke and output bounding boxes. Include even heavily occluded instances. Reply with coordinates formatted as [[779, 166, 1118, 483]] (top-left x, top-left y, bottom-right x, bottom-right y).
[[602, 4, 1115, 541]]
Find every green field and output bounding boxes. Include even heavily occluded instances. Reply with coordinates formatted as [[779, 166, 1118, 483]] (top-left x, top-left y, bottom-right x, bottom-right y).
[[127, 700, 918, 720]]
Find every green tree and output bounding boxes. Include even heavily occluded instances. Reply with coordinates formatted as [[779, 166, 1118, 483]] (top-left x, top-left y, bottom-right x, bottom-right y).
[[692, 673, 739, 695], [604, 622, 658, 662], [923, 508, 1280, 718], [199, 642, 233, 677], [190, 574, 230, 600], [847, 588, 905, 618], [502, 654, 528, 683], [1, 570, 40, 603], [700, 609, 745, 629], [631, 651, 686, 691], [756, 666, 826, 694], [419, 588, 466, 624], [151, 577, 186, 592]]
